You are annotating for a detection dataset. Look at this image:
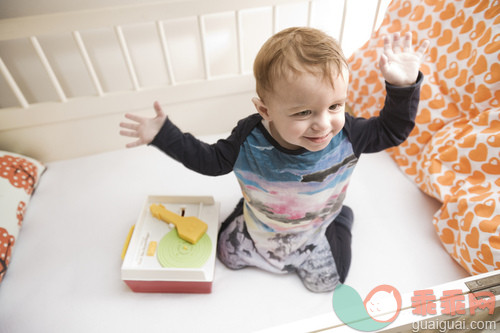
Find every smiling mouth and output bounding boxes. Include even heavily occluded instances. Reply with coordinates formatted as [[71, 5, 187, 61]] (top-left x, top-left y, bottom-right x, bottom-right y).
[[305, 133, 331, 143]]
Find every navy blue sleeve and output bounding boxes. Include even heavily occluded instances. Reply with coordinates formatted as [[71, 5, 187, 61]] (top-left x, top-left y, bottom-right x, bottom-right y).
[[150, 113, 262, 176], [344, 71, 424, 157]]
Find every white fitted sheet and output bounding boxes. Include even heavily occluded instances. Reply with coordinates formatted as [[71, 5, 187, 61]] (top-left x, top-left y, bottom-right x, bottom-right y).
[[0, 135, 467, 333]]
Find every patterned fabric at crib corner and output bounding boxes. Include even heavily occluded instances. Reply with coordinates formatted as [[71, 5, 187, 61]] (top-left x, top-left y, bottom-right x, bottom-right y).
[[347, 0, 500, 275]]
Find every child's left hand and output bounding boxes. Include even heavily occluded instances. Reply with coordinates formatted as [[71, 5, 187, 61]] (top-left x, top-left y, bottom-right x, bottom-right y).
[[379, 32, 429, 87]]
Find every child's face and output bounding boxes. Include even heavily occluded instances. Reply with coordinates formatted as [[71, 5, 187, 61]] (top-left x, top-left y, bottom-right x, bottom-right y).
[[254, 68, 348, 152]]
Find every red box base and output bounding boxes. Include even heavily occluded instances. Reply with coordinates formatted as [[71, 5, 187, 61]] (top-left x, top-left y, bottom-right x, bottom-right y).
[[124, 280, 212, 293]]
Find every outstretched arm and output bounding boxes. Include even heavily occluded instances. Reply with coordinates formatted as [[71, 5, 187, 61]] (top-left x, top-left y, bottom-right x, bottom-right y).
[[345, 31, 429, 156], [379, 32, 429, 87], [119, 99, 261, 176], [119, 101, 167, 148]]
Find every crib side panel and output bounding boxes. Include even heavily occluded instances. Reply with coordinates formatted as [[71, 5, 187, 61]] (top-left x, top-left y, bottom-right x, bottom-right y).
[[0, 0, 387, 162]]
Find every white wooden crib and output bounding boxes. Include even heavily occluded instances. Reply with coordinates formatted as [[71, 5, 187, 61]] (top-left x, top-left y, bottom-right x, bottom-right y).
[[0, 0, 390, 162], [0, 0, 489, 332]]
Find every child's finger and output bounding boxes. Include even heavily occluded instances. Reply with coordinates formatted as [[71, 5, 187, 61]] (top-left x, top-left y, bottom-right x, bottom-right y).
[[383, 34, 394, 57], [119, 122, 138, 130], [126, 140, 143, 149], [392, 32, 401, 53], [403, 32, 412, 53], [379, 53, 389, 71], [415, 39, 430, 59], [120, 130, 139, 138], [124, 113, 144, 123], [153, 101, 165, 117]]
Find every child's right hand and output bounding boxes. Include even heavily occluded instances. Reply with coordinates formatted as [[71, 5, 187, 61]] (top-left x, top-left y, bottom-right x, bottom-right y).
[[119, 101, 167, 148]]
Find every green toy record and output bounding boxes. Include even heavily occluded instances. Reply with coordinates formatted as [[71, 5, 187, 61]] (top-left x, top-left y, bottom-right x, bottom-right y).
[[157, 229, 212, 268]]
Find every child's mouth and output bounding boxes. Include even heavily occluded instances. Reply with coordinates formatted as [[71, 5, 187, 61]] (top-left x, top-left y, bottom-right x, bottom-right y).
[[305, 133, 331, 143]]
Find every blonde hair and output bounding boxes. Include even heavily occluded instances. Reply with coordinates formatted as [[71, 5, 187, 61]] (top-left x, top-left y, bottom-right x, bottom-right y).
[[253, 27, 348, 100]]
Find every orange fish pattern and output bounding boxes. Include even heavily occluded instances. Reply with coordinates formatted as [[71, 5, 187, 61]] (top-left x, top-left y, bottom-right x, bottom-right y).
[[347, 0, 499, 275]]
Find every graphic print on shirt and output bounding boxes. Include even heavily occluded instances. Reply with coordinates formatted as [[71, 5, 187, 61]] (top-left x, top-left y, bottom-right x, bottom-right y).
[[233, 126, 357, 267]]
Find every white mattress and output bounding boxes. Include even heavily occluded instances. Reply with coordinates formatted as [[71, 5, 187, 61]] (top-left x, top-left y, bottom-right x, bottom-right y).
[[0, 134, 468, 333]]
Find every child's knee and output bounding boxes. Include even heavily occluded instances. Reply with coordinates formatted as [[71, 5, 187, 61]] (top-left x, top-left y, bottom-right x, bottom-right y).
[[216, 242, 248, 270], [217, 214, 256, 270]]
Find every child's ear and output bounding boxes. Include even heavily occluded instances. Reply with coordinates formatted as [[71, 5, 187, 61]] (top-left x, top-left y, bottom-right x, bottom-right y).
[[252, 97, 271, 121]]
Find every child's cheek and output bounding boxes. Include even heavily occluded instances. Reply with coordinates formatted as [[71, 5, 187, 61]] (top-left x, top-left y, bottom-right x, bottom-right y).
[[333, 111, 346, 133]]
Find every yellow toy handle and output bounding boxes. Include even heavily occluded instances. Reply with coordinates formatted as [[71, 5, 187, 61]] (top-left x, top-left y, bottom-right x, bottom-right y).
[[150, 204, 181, 227], [150, 203, 207, 244]]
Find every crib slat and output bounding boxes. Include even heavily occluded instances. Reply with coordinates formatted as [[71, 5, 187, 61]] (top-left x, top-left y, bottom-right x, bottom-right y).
[[307, 1, 313, 27], [272, 5, 279, 34], [30, 36, 67, 103], [0, 0, 311, 41], [72, 31, 104, 96], [197, 15, 211, 80], [372, 0, 383, 33], [235, 10, 245, 75], [156, 21, 177, 86], [338, 0, 349, 46], [0, 57, 29, 108], [114, 25, 140, 91]]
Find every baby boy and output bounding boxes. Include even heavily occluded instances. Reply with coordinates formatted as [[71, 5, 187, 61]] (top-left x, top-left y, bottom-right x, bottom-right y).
[[120, 27, 429, 292]]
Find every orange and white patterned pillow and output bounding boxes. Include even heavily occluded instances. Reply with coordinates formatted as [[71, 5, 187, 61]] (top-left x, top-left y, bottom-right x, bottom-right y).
[[347, 0, 499, 275], [0, 151, 45, 284]]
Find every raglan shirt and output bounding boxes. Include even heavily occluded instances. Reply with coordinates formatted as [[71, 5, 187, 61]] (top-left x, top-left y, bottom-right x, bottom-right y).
[[151, 72, 423, 271]]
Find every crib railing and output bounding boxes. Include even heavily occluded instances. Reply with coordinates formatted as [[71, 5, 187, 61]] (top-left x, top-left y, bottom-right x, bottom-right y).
[[0, 0, 388, 161]]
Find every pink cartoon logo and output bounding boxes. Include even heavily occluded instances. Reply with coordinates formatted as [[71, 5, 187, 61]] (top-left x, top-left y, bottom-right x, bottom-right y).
[[364, 284, 402, 323]]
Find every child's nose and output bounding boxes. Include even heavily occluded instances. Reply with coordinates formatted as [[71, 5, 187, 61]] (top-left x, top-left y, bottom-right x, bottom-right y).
[[312, 111, 331, 131]]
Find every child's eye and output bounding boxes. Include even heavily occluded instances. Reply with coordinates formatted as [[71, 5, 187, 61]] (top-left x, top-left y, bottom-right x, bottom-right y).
[[294, 110, 312, 117], [328, 103, 344, 111], [329, 104, 343, 111]]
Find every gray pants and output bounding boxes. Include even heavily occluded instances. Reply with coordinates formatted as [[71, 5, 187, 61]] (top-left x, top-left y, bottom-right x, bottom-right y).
[[217, 213, 341, 293]]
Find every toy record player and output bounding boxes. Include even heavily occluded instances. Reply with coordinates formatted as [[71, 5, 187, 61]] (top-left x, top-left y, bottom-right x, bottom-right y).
[[121, 195, 220, 293]]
